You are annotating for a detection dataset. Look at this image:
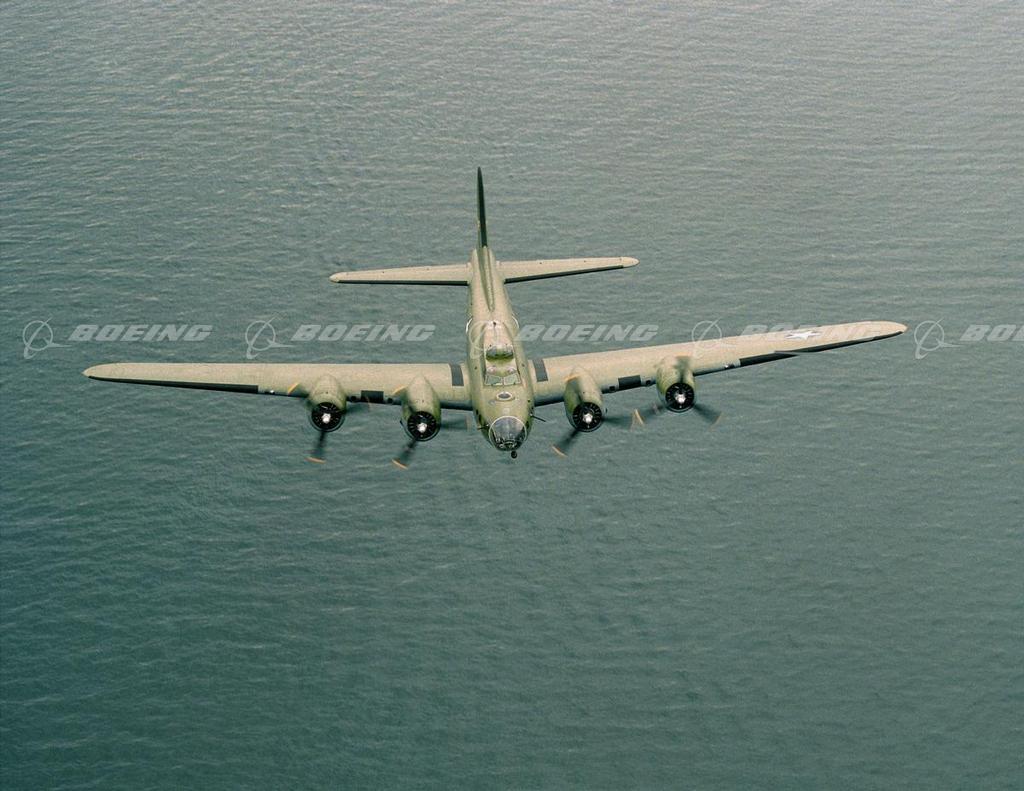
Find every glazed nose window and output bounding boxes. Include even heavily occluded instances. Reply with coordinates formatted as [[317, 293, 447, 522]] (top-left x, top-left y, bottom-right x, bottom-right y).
[[488, 416, 527, 450]]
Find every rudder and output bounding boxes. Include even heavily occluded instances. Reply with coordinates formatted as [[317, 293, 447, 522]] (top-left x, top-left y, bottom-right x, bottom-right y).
[[477, 167, 488, 249]]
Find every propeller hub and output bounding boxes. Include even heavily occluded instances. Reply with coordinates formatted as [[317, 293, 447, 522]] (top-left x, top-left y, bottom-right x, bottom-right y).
[[571, 402, 604, 432], [309, 401, 345, 432], [405, 411, 439, 442], [664, 382, 695, 413]]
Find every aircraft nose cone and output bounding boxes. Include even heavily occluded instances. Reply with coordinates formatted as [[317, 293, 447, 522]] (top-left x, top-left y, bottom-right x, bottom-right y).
[[488, 416, 527, 451]]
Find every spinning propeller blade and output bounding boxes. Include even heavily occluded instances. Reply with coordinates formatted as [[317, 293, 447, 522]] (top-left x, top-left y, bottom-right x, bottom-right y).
[[306, 431, 328, 463], [551, 428, 582, 457], [693, 403, 723, 426], [629, 400, 722, 430], [392, 438, 418, 469]]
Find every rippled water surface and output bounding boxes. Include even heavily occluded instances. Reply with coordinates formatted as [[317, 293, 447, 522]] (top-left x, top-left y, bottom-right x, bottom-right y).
[[2, 2, 1022, 788]]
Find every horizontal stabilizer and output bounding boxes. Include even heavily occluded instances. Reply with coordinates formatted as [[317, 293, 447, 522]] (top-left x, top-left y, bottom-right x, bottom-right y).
[[329, 263, 470, 285], [500, 257, 638, 283]]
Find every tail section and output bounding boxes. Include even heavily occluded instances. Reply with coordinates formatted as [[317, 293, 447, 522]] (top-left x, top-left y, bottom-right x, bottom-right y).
[[329, 170, 639, 287], [477, 167, 488, 249]]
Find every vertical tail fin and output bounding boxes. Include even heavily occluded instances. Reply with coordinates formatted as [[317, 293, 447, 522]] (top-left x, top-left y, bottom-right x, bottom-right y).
[[476, 167, 488, 249]]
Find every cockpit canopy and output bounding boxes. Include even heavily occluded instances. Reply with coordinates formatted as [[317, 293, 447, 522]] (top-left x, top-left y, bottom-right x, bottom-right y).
[[480, 320, 520, 386]]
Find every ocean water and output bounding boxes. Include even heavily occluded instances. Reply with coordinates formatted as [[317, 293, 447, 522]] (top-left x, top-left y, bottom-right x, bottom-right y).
[[2, 1, 1022, 788]]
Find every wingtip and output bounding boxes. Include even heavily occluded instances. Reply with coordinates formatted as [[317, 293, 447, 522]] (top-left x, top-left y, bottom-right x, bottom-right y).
[[849, 321, 908, 338], [83, 363, 124, 381], [878, 321, 908, 336], [622, 257, 639, 267]]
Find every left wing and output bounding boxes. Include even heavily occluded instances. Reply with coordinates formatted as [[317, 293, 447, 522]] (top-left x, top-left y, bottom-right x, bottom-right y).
[[329, 263, 469, 285], [529, 321, 906, 405], [83, 362, 473, 409]]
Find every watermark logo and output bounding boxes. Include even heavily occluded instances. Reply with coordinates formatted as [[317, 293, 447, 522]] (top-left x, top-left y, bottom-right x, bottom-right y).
[[244, 321, 437, 359], [21, 321, 212, 358], [22, 319, 67, 359], [465, 321, 659, 354], [244, 319, 292, 360], [912, 321, 1023, 359], [958, 324, 1024, 342], [516, 324, 658, 343], [691, 319, 724, 345], [20, 315, 1020, 362], [290, 324, 435, 343], [912, 320, 958, 360]]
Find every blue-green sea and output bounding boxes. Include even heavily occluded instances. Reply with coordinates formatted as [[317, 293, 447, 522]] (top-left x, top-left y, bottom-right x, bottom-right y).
[[2, 2, 1022, 788]]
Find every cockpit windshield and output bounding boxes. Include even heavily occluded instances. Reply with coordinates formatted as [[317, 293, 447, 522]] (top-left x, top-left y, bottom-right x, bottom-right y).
[[484, 371, 519, 386], [484, 364, 520, 387]]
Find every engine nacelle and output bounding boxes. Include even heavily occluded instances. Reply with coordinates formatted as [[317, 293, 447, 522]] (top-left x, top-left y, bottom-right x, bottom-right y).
[[656, 357, 695, 412], [307, 376, 347, 432], [401, 376, 441, 442], [563, 369, 604, 432]]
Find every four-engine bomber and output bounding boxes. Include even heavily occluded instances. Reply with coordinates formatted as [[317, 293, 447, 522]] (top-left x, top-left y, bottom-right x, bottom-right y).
[[85, 170, 906, 465]]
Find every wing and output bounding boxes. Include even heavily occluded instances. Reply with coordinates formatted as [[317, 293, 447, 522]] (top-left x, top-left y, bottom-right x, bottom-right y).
[[529, 321, 906, 405], [329, 263, 469, 285], [499, 257, 638, 283], [83, 361, 473, 409]]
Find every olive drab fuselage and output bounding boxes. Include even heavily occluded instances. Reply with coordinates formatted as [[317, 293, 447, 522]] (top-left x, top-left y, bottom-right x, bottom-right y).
[[466, 245, 533, 453]]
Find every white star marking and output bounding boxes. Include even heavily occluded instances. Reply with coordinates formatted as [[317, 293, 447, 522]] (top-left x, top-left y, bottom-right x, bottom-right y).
[[785, 329, 821, 340]]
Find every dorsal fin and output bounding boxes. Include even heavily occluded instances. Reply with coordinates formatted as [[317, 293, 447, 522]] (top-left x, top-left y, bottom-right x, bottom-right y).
[[476, 167, 488, 249]]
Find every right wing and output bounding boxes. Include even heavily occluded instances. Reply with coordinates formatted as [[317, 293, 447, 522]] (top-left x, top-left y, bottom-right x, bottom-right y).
[[530, 321, 907, 405], [499, 257, 638, 283], [83, 361, 473, 409]]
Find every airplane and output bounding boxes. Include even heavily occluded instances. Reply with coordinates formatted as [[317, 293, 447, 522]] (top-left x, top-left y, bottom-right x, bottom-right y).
[[84, 169, 907, 466]]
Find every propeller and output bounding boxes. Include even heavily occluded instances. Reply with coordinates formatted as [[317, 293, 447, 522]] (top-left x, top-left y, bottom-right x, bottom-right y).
[[392, 438, 418, 469], [552, 411, 634, 456], [551, 427, 583, 457], [630, 400, 723, 429], [303, 401, 370, 464], [391, 413, 472, 469], [306, 430, 328, 464], [693, 402, 723, 426]]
